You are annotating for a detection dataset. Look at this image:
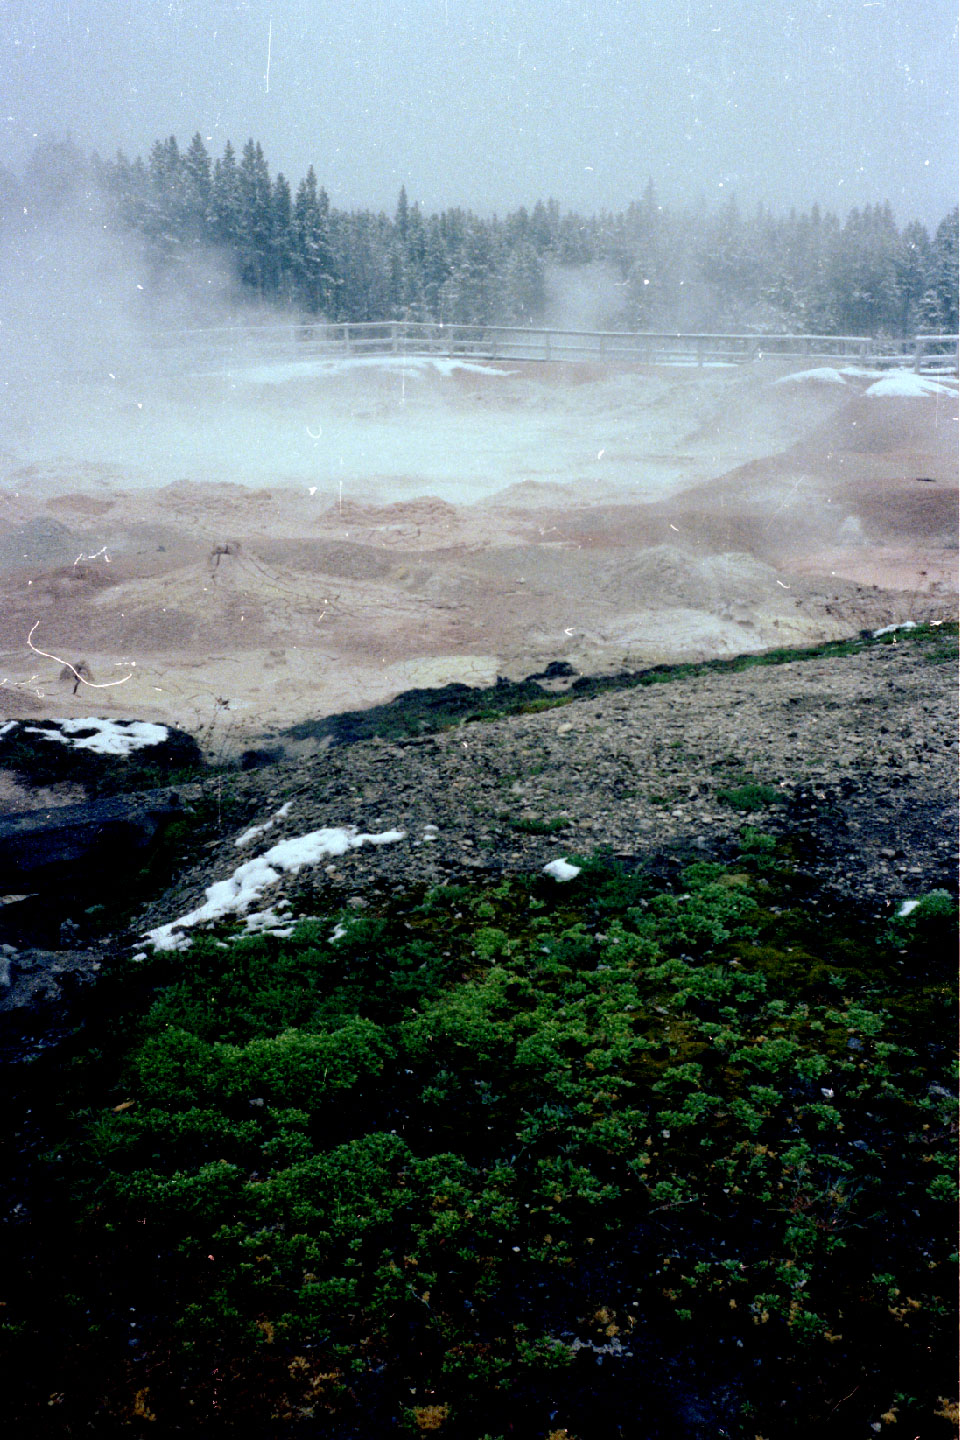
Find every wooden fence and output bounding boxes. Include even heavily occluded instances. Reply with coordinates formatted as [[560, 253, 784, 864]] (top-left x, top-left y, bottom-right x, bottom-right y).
[[152, 321, 959, 374]]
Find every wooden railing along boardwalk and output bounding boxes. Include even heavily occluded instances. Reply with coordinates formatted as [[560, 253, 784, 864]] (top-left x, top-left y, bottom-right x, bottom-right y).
[[151, 321, 960, 375]]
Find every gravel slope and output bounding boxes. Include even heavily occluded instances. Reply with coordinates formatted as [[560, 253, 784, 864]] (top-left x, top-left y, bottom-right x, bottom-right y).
[[146, 632, 958, 937]]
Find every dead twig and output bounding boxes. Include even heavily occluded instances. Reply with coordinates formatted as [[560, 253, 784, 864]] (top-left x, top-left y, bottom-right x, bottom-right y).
[[27, 623, 133, 690]]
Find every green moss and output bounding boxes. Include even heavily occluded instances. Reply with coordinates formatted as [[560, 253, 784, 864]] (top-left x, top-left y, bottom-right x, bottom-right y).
[[717, 781, 784, 812], [4, 842, 956, 1439]]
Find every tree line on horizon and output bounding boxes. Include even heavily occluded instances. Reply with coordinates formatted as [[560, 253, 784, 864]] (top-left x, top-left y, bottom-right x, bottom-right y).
[[2, 133, 957, 338]]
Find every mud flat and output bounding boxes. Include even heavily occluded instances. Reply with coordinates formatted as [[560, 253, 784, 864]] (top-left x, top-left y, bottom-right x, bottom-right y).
[[0, 359, 955, 749]]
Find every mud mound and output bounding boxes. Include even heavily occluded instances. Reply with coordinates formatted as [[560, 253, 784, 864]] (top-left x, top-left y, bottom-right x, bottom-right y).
[[29, 562, 118, 608], [595, 545, 779, 609], [582, 606, 772, 656], [249, 539, 398, 581], [332, 496, 462, 526], [841, 477, 959, 544], [479, 480, 581, 509], [796, 392, 959, 462], [46, 493, 116, 517], [0, 518, 80, 570]]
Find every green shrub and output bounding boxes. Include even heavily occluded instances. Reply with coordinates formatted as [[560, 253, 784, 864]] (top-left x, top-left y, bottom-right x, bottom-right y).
[[8, 843, 957, 1439], [717, 781, 783, 812]]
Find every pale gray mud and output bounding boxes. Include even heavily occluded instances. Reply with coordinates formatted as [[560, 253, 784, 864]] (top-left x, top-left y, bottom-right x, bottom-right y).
[[0, 359, 955, 751]]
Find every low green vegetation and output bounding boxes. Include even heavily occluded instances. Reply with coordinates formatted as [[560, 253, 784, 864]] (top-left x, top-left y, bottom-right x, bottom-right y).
[[282, 622, 958, 747], [717, 781, 784, 812], [507, 814, 571, 834], [3, 840, 956, 1437]]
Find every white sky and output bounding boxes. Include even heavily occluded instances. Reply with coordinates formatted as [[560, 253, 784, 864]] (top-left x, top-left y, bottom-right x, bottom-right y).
[[3, 0, 957, 225]]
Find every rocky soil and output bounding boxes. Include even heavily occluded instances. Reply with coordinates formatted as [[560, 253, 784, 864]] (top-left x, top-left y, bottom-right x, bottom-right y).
[[3, 630, 954, 1046], [144, 631, 958, 937]]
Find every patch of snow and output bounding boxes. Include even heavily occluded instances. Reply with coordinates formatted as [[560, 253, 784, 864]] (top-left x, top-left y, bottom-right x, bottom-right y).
[[543, 858, 582, 882], [330, 922, 348, 942], [773, 367, 847, 386], [873, 620, 918, 637], [212, 355, 517, 384], [838, 366, 882, 378], [428, 357, 517, 377], [145, 824, 405, 951], [660, 360, 737, 368], [897, 899, 920, 918], [22, 717, 169, 756], [234, 800, 293, 848], [864, 371, 957, 398], [423, 823, 440, 842], [243, 905, 294, 937], [0, 720, 17, 737]]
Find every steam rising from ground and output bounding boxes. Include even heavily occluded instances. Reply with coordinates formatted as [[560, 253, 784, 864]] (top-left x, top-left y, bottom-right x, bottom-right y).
[[542, 261, 629, 332], [0, 204, 956, 751]]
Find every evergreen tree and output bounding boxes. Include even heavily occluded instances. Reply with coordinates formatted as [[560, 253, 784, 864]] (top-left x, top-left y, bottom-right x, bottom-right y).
[[237, 139, 274, 296], [495, 240, 545, 323], [22, 134, 89, 217], [928, 208, 959, 332], [212, 141, 242, 252], [271, 173, 295, 305], [293, 167, 336, 315], [35, 129, 958, 337], [146, 136, 186, 241], [395, 184, 409, 241], [182, 133, 213, 243]]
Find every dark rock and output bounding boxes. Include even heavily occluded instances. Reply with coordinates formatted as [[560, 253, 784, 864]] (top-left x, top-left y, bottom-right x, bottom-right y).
[[0, 944, 102, 1052], [0, 719, 202, 795], [0, 790, 183, 895], [240, 747, 283, 770]]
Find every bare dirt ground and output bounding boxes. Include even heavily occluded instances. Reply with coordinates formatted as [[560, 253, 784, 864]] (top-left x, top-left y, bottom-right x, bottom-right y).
[[0, 359, 955, 754]]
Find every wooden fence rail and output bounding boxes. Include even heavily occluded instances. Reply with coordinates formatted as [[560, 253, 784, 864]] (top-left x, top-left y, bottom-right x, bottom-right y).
[[149, 321, 959, 375]]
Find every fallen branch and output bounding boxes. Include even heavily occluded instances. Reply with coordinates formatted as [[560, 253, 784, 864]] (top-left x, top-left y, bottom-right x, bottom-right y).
[[27, 622, 133, 690]]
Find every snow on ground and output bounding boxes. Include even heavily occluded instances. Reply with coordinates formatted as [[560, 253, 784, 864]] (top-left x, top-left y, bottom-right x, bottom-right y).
[[773, 367, 849, 386], [234, 800, 292, 848], [772, 365, 958, 393], [242, 904, 295, 937], [20, 718, 169, 756], [873, 620, 918, 637], [543, 858, 582, 881], [145, 823, 406, 951], [897, 899, 921, 918], [3, 352, 889, 508], [864, 371, 958, 398], [208, 355, 518, 384]]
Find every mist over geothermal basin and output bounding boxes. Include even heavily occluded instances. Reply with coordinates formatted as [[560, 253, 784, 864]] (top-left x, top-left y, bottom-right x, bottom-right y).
[[5, 352, 785, 504], [0, 353, 956, 749]]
